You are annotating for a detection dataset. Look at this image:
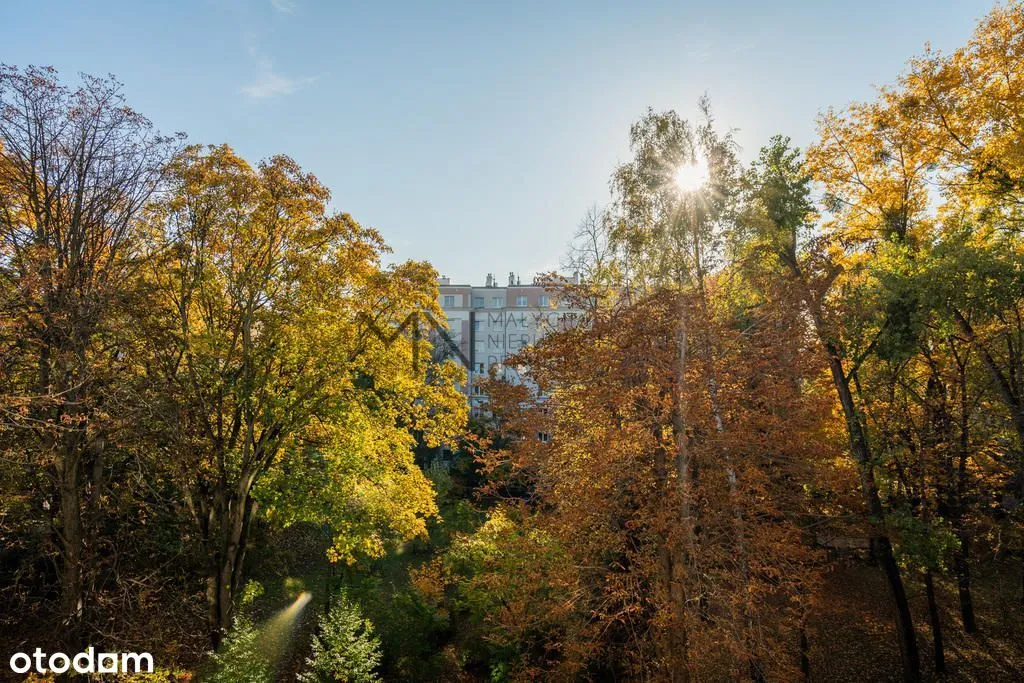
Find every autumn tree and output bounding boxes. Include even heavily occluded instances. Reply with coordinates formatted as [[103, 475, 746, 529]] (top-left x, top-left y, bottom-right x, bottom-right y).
[[748, 6, 1024, 665], [137, 144, 466, 646], [740, 131, 931, 680], [472, 276, 831, 680], [461, 103, 833, 679], [0, 65, 180, 634], [898, 1, 1024, 606], [603, 101, 744, 678]]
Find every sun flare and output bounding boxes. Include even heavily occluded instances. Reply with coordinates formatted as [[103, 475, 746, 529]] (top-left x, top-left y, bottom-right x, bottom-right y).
[[674, 158, 708, 192]]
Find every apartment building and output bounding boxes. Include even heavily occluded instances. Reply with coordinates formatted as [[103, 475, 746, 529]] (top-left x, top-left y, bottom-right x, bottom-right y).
[[436, 271, 582, 413]]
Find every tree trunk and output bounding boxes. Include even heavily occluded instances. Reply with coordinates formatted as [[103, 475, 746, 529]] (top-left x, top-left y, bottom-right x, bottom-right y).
[[953, 534, 977, 633], [708, 368, 761, 680], [924, 571, 946, 676], [951, 347, 978, 633], [44, 341, 89, 638], [799, 620, 810, 681], [654, 442, 686, 680], [208, 557, 233, 650], [207, 486, 254, 649], [873, 534, 921, 682], [668, 292, 692, 682], [823, 347, 921, 682], [84, 437, 107, 621], [790, 276, 921, 680], [674, 294, 692, 542], [58, 450, 85, 638], [951, 312, 1024, 608]]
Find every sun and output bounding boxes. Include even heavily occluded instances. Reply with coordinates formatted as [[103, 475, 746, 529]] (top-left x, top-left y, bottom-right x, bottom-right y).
[[674, 157, 708, 193]]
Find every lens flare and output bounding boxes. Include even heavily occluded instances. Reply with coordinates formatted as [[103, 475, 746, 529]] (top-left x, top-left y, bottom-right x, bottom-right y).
[[674, 158, 708, 192], [255, 591, 313, 671], [264, 591, 312, 640]]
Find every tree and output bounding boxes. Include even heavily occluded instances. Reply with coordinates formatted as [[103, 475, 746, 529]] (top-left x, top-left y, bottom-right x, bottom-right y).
[[137, 144, 466, 646], [299, 591, 382, 683], [813, 0, 1024, 614], [474, 264, 830, 679], [456, 102, 835, 681], [205, 615, 273, 683], [0, 65, 180, 633], [742, 134, 928, 680], [784, 0, 1024, 637], [604, 101, 745, 679]]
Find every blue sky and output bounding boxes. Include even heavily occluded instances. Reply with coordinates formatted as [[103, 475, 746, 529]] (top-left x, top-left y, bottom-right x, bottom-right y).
[[1, 0, 994, 284]]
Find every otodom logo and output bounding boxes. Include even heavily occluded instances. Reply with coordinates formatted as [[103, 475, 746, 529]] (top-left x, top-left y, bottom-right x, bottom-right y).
[[8, 647, 153, 675]]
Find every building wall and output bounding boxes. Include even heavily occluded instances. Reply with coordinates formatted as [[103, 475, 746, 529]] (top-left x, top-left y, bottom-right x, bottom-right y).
[[437, 275, 581, 412]]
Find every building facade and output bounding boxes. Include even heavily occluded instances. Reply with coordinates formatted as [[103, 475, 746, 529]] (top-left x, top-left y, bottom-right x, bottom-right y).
[[436, 272, 581, 413]]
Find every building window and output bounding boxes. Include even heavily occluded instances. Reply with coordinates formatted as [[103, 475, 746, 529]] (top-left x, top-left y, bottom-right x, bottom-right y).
[[477, 363, 484, 373], [491, 297, 504, 308], [538, 432, 551, 443], [473, 319, 481, 331], [538, 294, 549, 307], [473, 296, 484, 308], [442, 295, 455, 307], [516, 295, 528, 307]]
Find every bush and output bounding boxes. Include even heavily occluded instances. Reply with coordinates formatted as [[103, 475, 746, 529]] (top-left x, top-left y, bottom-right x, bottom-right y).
[[299, 591, 383, 682], [205, 616, 273, 683]]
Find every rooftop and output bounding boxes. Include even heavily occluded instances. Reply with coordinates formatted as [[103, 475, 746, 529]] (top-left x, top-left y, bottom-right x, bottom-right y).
[[438, 271, 579, 288]]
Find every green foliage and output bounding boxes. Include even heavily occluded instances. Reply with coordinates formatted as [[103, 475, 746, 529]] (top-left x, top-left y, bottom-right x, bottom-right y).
[[206, 616, 273, 683], [7, 8, 1024, 680], [299, 591, 383, 683], [424, 460, 455, 499], [283, 577, 307, 601], [365, 582, 452, 680], [924, 227, 1024, 323], [121, 670, 194, 682], [240, 580, 265, 608], [889, 511, 961, 573], [868, 244, 927, 363], [740, 134, 814, 266], [607, 99, 742, 290], [410, 508, 585, 678]]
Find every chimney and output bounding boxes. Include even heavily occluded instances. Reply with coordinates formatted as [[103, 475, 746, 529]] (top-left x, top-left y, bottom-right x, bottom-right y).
[[485, 273, 494, 287], [508, 271, 515, 286], [438, 275, 451, 286]]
